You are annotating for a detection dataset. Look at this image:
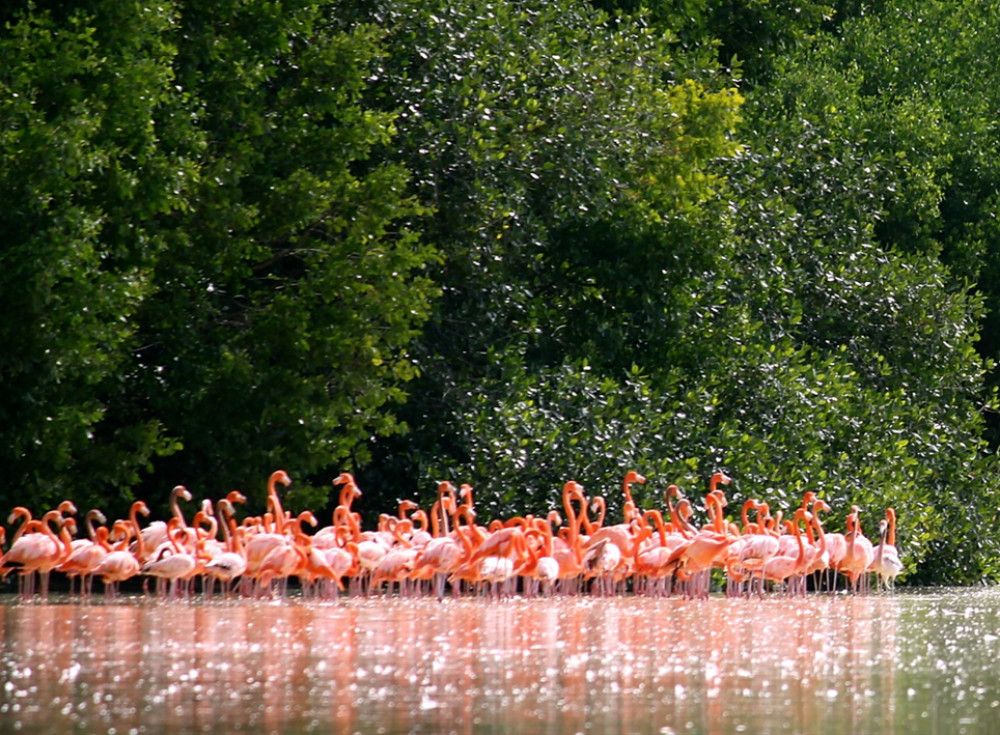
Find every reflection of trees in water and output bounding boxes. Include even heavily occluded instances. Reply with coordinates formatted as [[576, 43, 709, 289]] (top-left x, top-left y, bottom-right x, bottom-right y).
[[0, 596, 906, 734]]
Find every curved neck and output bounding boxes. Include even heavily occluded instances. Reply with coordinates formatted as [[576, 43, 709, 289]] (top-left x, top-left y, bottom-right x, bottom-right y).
[[169, 487, 189, 526], [130, 504, 147, 559]]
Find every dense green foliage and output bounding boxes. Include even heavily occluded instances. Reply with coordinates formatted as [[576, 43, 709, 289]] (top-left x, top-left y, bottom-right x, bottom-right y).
[[1, 0, 999, 582], [0, 0, 438, 517]]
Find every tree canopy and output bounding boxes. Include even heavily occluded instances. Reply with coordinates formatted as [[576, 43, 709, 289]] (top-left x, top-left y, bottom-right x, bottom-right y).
[[1, 0, 998, 582]]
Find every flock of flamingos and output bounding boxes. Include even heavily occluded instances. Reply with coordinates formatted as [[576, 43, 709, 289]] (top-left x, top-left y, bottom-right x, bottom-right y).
[[0, 469, 904, 601]]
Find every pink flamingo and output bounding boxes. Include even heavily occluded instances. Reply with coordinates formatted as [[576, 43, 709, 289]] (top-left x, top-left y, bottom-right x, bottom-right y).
[[869, 509, 903, 591], [142, 517, 198, 598], [761, 519, 807, 594], [92, 501, 149, 596], [203, 498, 248, 596], [2, 509, 75, 598], [840, 505, 875, 593]]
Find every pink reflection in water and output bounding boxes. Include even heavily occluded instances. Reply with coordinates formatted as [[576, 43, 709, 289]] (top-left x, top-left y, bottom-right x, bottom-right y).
[[0, 595, 901, 734]]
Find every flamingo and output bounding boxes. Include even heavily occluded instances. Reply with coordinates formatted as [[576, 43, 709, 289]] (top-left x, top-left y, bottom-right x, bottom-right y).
[[411, 488, 464, 599], [549, 482, 589, 592], [2, 509, 75, 598], [255, 541, 307, 598], [204, 499, 248, 596], [265, 469, 293, 533], [370, 544, 419, 597], [292, 517, 343, 598], [584, 536, 623, 596], [244, 523, 293, 592], [632, 522, 677, 595], [869, 510, 903, 591], [814, 499, 845, 591], [840, 506, 875, 593], [92, 501, 149, 596], [665, 492, 732, 598], [726, 499, 779, 596], [314, 477, 363, 551], [138, 485, 193, 562], [585, 482, 655, 565], [709, 471, 732, 494], [0, 468, 912, 600], [761, 519, 807, 594], [516, 528, 560, 597], [6, 507, 33, 545], [142, 517, 198, 598], [801, 505, 830, 581], [621, 470, 646, 524], [59, 520, 112, 597], [316, 536, 355, 597]]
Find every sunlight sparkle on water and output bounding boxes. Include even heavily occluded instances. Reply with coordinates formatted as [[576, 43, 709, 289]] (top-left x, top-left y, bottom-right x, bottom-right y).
[[2, 590, 1000, 733]]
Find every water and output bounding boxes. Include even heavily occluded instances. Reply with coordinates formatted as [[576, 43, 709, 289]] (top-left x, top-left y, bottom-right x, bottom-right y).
[[2, 589, 1000, 734]]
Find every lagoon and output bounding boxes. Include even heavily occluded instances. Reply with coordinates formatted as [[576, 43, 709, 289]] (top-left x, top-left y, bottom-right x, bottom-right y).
[[2, 589, 999, 733]]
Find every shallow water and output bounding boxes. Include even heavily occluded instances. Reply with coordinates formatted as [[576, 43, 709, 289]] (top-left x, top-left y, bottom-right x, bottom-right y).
[[2, 589, 1000, 734]]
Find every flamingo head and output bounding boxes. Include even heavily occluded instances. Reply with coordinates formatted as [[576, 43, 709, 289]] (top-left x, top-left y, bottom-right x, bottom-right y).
[[57, 500, 78, 516], [709, 490, 728, 507], [171, 485, 193, 503], [271, 470, 292, 488], [7, 507, 31, 525], [111, 521, 131, 542], [333, 472, 355, 486], [625, 470, 646, 485], [709, 472, 732, 491], [227, 490, 248, 505]]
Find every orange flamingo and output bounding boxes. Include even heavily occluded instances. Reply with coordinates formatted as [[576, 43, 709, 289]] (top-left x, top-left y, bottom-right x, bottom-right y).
[[265, 469, 293, 533], [621, 470, 646, 524], [0, 468, 912, 600], [665, 492, 732, 598]]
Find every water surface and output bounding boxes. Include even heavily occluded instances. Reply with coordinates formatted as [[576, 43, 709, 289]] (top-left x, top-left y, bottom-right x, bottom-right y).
[[2, 589, 1000, 734]]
